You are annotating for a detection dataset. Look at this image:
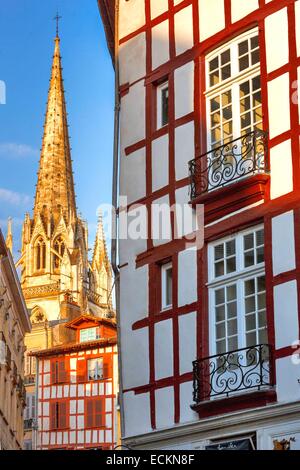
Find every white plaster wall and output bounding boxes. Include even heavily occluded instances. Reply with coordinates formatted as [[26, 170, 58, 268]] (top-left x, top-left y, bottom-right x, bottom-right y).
[[121, 326, 150, 389], [120, 147, 146, 205], [155, 387, 174, 429], [152, 20, 170, 70], [155, 319, 174, 380], [175, 62, 194, 119], [119, 33, 146, 85], [180, 381, 199, 423], [119, 0, 146, 39], [272, 210, 296, 275], [123, 392, 151, 437], [276, 356, 300, 403], [270, 140, 293, 200], [152, 194, 172, 246], [179, 312, 197, 374], [178, 248, 197, 307], [175, 5, 194, 56], [119, 205, 148, 265], [268, 74, 291, 139], [120, 81, 145, 151], [274, 281, 299, 349], [199, 0, 225, 41], [175, 121, 195, 180], [295, 0, 300, 58], [120, 263, 148, 325], [152, 134, 169, 192], [175, 185, 198, 239], [231, 0, 259, 23], [265, 8, 289, 73], [150, 0, 168, 19]]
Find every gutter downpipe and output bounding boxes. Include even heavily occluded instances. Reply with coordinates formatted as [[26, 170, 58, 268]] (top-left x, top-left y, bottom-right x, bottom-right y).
[[111, 0, 125, 440]]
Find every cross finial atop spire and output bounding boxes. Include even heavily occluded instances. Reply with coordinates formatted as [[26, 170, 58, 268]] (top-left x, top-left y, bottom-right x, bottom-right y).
[[54, 12, 62, 37]]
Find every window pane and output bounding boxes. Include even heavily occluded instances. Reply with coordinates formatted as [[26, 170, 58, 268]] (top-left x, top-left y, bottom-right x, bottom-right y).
[[258, 310, 267, 328], [257, 246, 264, 264], [221, 49, 230, 65], [246, 314, 256, 331], [227, 319, 237, 336], [215, 261, 224, 277], [239, 40, 248, 56], [166, 267, 172, 306], [239, 55, 249, 71], [258, 293, 266, 310], [256, 229, 264, 246], [209, 56, 219, 71], [245, 250, 255, 267], [215, 288, 225, 305], [161, 86, 169, 126], [211, 96, 220, 112], [221, 64, 231, 81], [226, 240, 235, 256], [251, 36, 259, 50], [257, 276, 265, 292], [222, 90, 232, 106], [214, 244, 224, 260], [244, 233, 254, 250], [245, 279, 255, 295], [216, 322, 225, 339], [240, 81, 250, 97], [216, 339, 226, 355], [251, 49, 260, 65], [245, 296, 255, 314], [227, 301, 237, 319], [226, 285, 236, 301], [226, 257, 236, 274], [259, 328, 268, 345], [216, 305, 225, 322], [210, 70, 219, 86], [246, 331, 257, 348]]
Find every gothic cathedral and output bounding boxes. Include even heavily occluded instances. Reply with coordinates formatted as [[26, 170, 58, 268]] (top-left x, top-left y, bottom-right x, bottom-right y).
[[16, 33, 113, 347]]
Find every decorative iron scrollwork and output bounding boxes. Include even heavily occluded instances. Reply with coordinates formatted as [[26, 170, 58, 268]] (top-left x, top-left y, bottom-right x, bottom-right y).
[[189, 130, 269, 199], [192, 344, 273, 403]]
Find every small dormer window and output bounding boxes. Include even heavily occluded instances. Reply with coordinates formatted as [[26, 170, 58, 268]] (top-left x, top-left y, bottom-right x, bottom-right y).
[[79, 326, 100, 343]]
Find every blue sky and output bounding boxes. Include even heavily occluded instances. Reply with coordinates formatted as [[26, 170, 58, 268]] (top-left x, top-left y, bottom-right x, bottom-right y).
[[0, 0, 114, 258]]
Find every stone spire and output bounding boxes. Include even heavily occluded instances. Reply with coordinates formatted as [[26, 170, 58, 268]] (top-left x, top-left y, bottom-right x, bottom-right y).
[[92, 212, 109, 268], [5, 217, 13, 254], [34, 34, 76, 224]]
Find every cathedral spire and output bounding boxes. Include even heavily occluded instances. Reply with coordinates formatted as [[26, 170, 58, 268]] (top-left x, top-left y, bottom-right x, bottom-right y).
[[34, 32, 76, 224], [92, 211, 108, 267]]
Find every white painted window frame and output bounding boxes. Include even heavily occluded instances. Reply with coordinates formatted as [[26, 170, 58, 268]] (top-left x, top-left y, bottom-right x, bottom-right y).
[[157, 80, 169, 129], [161, 261, 173, 311], [207, 225, 266, 357], [205, 28, 261, 150]]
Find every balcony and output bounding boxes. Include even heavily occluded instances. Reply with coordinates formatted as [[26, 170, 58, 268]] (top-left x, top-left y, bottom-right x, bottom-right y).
[[191, 344, 276, 418], [189, 130, 270, 223]]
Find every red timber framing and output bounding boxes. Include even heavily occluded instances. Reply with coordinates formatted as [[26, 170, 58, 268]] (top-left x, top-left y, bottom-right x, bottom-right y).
[[32, 322, 117, 450], [115, 0, 300, 427]]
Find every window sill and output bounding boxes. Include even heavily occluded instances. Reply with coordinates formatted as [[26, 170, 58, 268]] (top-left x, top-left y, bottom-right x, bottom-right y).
[[191, 388, 277, 419], [190, 173, 270, 224]]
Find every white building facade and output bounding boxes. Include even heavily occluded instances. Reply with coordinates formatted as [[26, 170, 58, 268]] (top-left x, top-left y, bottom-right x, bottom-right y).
[[99, 0, 300, 450]]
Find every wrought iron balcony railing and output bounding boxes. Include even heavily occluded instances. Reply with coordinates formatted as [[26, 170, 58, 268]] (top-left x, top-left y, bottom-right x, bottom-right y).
[[192, 344, 274, 403], [189, 130, 269, 199]]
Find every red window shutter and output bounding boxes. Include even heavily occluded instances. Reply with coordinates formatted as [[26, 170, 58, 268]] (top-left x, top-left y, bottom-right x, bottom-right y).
[[95, 398, 105, 428], [58, 359, 68, 383], [51, 360, 57, 384], [86, 399, 94, 428], [103, 358, 111, 379], [58, 401, 67, 429], [77, 359, 86, 383], [50, 402, 57, 430]]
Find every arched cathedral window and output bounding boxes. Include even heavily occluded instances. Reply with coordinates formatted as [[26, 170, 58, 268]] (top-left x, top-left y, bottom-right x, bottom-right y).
[[53, 236, 65, 270], [35, 237, 46, 271]]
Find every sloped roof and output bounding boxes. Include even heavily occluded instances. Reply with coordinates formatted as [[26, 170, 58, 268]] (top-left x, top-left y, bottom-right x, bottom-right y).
[[98, 0, 115, 63]]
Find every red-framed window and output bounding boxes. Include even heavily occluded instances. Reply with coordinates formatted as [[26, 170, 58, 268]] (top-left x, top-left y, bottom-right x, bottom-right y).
[[50, 400, 69, 430], [51, 358, 69, 384], [77, 356, 112, 383], [85, 397, 106, 429]]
